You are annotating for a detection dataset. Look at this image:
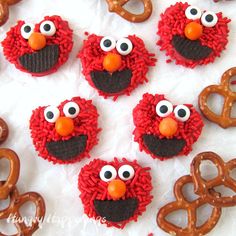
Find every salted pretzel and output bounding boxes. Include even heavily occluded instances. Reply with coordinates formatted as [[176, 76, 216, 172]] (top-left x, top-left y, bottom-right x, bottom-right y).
[[0, 118, 9, 145], [0, 181, 46, 236], [0, 148, 20, 199], [0, 0, 21, 26], [191, 152, 236, 207], [199, 67, 236, 128], [105, 0, 152, 22], [157, 175, 222, 236]]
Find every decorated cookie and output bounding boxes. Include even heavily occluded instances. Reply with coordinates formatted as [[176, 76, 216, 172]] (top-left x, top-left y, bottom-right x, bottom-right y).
[[78, 158, 152, 228], [133, 93, 204, 160], [78, 34, 156, 100], [157, 2, 230, 68], [29, 97, 100, 164], [2, 15, 73, 76]]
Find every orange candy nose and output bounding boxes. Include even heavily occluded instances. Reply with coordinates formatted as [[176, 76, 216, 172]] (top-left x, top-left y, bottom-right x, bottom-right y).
[[159, 117, 178, 137], [103, 53, 122, 73], [108, 179, 126, 200], [55, 117, 74, 137], [28, 32, 46, 51], [184, 22, 203, 41]]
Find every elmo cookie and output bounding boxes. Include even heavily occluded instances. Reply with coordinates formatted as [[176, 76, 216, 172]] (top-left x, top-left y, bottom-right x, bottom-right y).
[[133, 93, 204, 160], [78, 34, 156, 100], [2, 15, 73, 76], [29, 97, 100, 164], [157, 2, 230, 68], [78, 158, 153, 229]]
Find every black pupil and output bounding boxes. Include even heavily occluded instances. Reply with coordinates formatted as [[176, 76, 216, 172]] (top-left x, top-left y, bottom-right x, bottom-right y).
[[160, 105, 168, 114], [43, 24, 51, 31], [178, 109, 187, 118], [205, 14, 214, 22], [104, 39, 112, 48], [46, 111, 54, 120], [123, 171, 130, 178], [104, 171, 112, 179], [68, 107, 76, 115], [190, 8, 198, 15], [120, 43, 128, 51], [24, 25, 31, 33]]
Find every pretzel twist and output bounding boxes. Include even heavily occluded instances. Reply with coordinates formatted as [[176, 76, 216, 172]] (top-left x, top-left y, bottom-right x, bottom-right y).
[[191, 152, 236, 207], [0, 118, 9, 145], [157, 175, 221, 236], [0, 182, 46, 236], [0, 0, 21, 26], [0, 148, 20, 199], [105, 0, 152, 22], [199, 67, 236, 128]]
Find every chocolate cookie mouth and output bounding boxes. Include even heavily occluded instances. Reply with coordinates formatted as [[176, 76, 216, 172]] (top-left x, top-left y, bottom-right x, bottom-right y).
[[172, 35, 213, 61], [46, 135, 87, 161], [18, 44, 59, 73], [94, 198, 138, 222], [143, 134, 186, 157], [90, 69, 132, 94]]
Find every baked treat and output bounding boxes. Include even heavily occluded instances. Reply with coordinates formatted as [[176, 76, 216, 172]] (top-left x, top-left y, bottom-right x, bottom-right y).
[[0, 184, 46, 236], [105, 0, 153, 22], [0, 0, 21, 26], [2, 15, 73, 76], [133, 93, 204, 160], [78, 158, 152, 228], [157, 175, 222, 236], [0, 148, 45, 235], [0, 118, 9, 144], [78, 34, 156, 100], [199, 67, 236, 128], [30, 97, 100, 164], [0, 148, 20, 199], [157, 151, 236, 235], [157, 2, 230, 68], [191, 152, 236, 207]]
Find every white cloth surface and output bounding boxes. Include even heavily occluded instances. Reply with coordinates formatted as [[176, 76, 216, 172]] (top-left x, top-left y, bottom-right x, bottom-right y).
[[0, 0, 236, 235]]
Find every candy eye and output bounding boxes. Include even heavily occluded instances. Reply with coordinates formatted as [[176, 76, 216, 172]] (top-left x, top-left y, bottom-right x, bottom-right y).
[[156, 100, 173, 117], [40, 20, 56, 36], [99, 165, 117, 182], [100, 36, 116, 52], [116, 38, 133, 56], [118, 165, 135, 181], [185, 6, 202, 20], [63, 102, 80, 118], [44, 106, 60, 123], [21, 23, 34, 39], [174, 105, 191, 122], [201, 11, 218, 27]]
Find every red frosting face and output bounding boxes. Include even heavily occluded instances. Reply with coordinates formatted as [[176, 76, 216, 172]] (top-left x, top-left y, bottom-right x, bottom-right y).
[[2, 15, 73, 76], [133, 93, 204, 160], [78, 34, 156, 100], [29, 97, 100, 164], [78, 158, 153, 229], [157, 2, 230, 68]]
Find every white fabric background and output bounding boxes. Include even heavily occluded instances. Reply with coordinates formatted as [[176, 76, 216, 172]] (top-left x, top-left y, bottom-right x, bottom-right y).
[[0, 0, 236, 235]]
